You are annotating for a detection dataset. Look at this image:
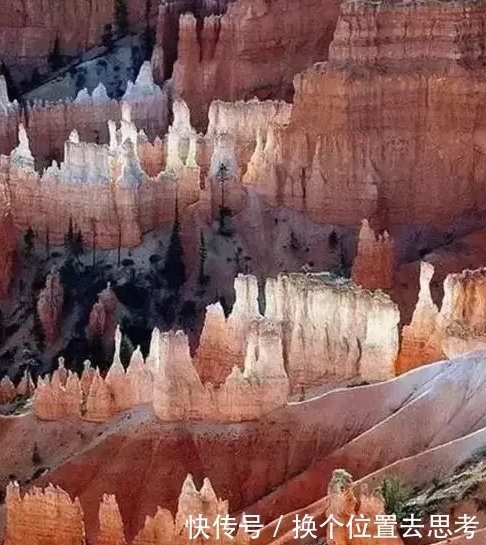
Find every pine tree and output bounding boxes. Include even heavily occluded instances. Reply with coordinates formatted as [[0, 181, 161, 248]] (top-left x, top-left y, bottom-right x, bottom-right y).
[[74, 230, 84, 259], [198, 231, 207, 285], [24, 226, 35, 254], [115, 0, 129, 37], [64, 217, 75, 249], [102, 24, 114, 51], [48, 37, 64, 71], [164, 201, 186, 293], [91, 218, 97, 268], [217, 163, 232, 235]]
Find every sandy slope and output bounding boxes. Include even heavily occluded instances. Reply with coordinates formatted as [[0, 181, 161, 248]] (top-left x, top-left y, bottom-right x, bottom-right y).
[[2, 353, 486, 542]]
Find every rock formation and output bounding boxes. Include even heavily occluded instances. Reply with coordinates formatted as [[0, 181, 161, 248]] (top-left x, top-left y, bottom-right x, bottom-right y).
[[351, 219, 395, 290], [397, 264, 486, 370], [265, 273, 399, 386], [439, 267, 486, 357], [0, 0, 160, 81], [241, 1, 486, 227], [31, 270, 403, 423], [87, 283, 121, 347], [325, 470, 404, 545], [0, 376, 16, 404], [0, 371, 35, 404], [4, 474, 250, 545], [36, 271, 64, 346], [171, 0, 342, 129], [33, 368, 81, 420], [397, 262, 443, 374], [4, 482, 85, 545], [24, 64, 168, 167], [195, 275, 262, 384], [1, 109, 170, 249]]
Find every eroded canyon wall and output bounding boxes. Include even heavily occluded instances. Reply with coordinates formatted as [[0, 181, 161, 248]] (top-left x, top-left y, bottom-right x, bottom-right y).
[[398, 263, 486, 372], [25, 62, 169, 168], [4, 475, 250, 545], [0, 0, 159, 81], [33, 273, 399, 424], [244, 0, 486, 227], [0, 99, 178, 249], [4, 470, 402, 545], [171, 0, 342, 129]]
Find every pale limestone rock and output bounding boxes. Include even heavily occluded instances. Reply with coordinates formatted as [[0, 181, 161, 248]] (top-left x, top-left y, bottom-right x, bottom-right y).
[[265, 273, 399, 386], [11, 124, 34, 168], [123, 62, 164, 99]]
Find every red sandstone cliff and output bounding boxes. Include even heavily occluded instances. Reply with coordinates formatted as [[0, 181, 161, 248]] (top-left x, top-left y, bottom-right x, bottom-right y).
[[171, 0, 341, 129], [0, 0, 159, 79], [397, 263, 486, 371], [243, 1, 486, 227]]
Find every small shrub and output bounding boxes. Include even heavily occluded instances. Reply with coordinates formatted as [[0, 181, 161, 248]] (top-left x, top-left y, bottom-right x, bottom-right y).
[[121, 258, 134, 267], [380, 475, 409, 521], [32, 442, 42, 466]]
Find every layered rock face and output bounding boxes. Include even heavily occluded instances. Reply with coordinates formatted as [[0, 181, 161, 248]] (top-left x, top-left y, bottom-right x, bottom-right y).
[[265, 273, 399, 386], [24, 63, 169, 167], [4, 483, 85, 545], [0, 102, 178, 249], [0, 0, 159, 81], [197, 273, 399, 389], [32, 272, 400, 422], [151, 0, 234, 84], [439, 267, 486, 357], [244, 1, 486, 227], [171, 0, 342, 129], [4, 474, 250, 545], [397, 263, 486, 371]]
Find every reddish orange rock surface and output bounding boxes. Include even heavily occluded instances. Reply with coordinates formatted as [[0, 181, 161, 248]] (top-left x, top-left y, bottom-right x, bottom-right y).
[[351, 219, 395, 290], [36, 271, 64, 347], [243, 1, 486, 227], [172, 0, 341, 129]]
